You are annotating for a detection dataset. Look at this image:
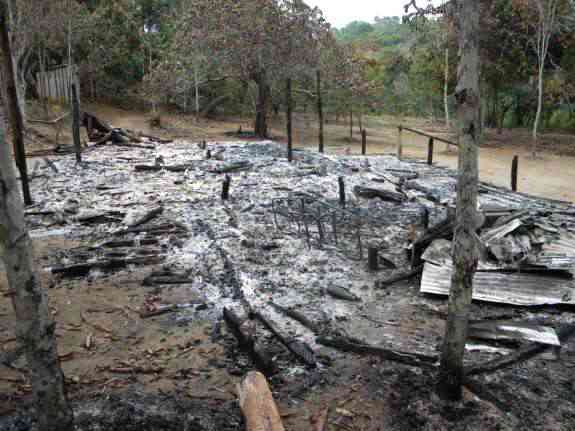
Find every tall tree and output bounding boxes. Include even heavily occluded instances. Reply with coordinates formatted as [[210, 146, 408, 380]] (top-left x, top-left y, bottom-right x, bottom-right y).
[[171, 0, 328, 138], [437, 0, 481, 400], [0, 0, 31, 205], [520, 0, 561, 156], [0, 58, 74, 431]]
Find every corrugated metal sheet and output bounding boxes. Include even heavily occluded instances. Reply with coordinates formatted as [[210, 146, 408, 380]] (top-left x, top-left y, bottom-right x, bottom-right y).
[[421, 262, 575, 306], [469, 320, 560, 346]]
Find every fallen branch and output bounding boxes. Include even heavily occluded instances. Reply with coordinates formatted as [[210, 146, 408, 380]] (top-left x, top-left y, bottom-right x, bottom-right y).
[[465, 324, 575, 377], [51, 256, 164, 277], [139, 302, 201, 319], [316, 335, 437, 368], [28, 112, 70, 125], [376, 266, 424, 288]]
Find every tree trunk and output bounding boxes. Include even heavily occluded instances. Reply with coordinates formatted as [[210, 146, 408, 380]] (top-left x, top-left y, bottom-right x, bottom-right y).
[[286, 78, 293, 162], [349, 108, 353, 142], [0, 5, 31, 205], [532, 62, 544, 157], [194, 66, 200, 123], [317, 70, 324, 153], [0, 119, 74, 430], [254, 71, 269, 138], [71, 83, 82, 163], [444, 46, 451, 129], [437, 0, 481, 402]]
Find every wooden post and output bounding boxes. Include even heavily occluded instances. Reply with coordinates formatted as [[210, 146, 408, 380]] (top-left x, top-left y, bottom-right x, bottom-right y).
[[71, 83, 82, 164], [361, 129, 367, 155], [238, 372, 285, 431], [222, 175, 231, 201], [286, 78, 293, 162], [427, 137, 434, 165], [397, 125, 403, 160], [0, 9, 31, 205], [349, 109, 353, 142], [317, 70, 324, 153], [368, 247, 379, 271], [338, 176, 346, 208], [421, 206, 430, 231], [511, 155, 518, 192]]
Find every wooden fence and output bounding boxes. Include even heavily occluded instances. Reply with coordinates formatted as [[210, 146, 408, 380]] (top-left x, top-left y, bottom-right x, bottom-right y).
[[36, 64, 79, 105]]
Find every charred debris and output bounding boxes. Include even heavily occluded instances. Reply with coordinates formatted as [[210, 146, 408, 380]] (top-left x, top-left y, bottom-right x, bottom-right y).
[[22, 135, 575, 391]]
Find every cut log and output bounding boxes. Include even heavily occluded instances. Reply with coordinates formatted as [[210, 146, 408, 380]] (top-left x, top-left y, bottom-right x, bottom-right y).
[[316, 335, 437, 368], [254, 310, 317, 366], [238, 371, 285, 431], [223, 307, 276, 376]]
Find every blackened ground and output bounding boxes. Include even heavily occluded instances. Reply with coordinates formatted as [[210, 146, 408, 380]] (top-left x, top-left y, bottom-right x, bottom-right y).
[[0, 391, 242, 431]]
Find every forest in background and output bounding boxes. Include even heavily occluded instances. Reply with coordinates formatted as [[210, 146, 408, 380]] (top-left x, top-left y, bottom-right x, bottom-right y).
[[6, 0, 575, 139]]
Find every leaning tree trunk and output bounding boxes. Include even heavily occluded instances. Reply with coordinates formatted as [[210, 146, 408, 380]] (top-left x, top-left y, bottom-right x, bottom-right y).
[[0, 3, 31, 205], [0, 120, 74, 430], [254, 71, 269, 138], [437, 0, 481, 402]]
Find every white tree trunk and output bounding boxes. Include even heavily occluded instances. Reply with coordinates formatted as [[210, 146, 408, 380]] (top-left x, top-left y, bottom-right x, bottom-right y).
[[444, 46, 451, 129], [532, 62, 544, 157], [437, 0, 481, 401], [194, 66, 200, 122]]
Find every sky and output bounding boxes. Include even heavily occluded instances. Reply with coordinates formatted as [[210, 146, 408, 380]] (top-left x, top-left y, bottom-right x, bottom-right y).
[[305, 0, 418, 28]]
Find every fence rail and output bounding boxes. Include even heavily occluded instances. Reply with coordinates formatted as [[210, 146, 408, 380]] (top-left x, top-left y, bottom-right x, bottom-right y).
[[397, 125, 458, 165]]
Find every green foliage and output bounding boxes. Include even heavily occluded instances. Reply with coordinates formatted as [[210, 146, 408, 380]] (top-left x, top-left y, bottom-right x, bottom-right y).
[[549, 109, 575, 129]]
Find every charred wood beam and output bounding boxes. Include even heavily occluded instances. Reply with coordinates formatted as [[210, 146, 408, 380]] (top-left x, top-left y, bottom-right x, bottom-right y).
[[223, 307, 276, 376], [465, 324, 575, 377], [316, 335, 437, 369], [254, 310, 317, 367]]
